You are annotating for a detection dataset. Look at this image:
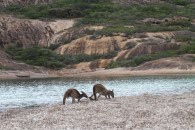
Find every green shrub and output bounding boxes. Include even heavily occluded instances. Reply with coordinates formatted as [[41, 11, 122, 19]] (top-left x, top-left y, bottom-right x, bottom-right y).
[[171, 0, 191, 6], [166, 20, 191, 27], [175, 35, 192, 42], [125, 42, 136, 49], [49, 44, 61, 50], [106, 61, 118, 69], [48, 8, 83, 18], [190, 25, 195, 32], [5, 46, 117, 69], [0, 66, 15, 70]]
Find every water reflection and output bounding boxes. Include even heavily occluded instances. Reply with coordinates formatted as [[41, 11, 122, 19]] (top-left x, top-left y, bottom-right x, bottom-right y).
[[0, 75, 195, 110]]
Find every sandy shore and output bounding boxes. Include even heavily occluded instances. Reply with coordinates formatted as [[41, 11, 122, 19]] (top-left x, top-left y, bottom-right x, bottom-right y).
[[0, 91, 195, 130], [1, 68, 195, 80], [0, 70, 59, 80], [62, 68, 195, 78]]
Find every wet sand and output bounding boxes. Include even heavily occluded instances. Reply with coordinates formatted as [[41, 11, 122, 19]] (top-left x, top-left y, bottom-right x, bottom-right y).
[[0, 91, 195, 130]]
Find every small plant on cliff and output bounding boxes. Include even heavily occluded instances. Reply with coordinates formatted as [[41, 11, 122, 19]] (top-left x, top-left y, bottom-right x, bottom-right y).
[[125, 42, 136, 49], [171, 0, 191, 6]]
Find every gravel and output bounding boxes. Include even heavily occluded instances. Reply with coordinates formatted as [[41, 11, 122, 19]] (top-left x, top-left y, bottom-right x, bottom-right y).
[[0, 91, 195, 130]]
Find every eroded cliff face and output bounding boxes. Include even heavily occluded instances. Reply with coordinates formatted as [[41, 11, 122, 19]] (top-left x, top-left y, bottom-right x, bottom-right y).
[[0, 0, 55, 7], [0, 15, 74, 48], [134, 54, 195, 70], [56, 31, 182, 58], [55, 36, 127, 55], [54, 31, 186, 69], [114, 32, 181, 60]]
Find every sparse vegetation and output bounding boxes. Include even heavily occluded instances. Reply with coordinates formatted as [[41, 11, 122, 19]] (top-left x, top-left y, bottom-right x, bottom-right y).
[[0, 66, 15, 70], [2, 0, 195, 36], [5, 46, 117, 69], [107, 43, 195, 69], [171, 0, 191, 6], [174, 35, 195, 42], [125, 42, 137, 49], [2, 0, 195, 69]]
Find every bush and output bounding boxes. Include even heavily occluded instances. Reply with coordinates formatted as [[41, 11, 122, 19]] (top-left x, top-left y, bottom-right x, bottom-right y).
[[5, 46, 117, 69], [5, 46, 64, 69], [125, 42, 136, 49], [166, 20, 191, 27], [171, 0, 191, 6], [49, 44, 61, 50], [175, 35, 192, 42], [190, 25, 195, 32], [106, 61, 118, 69], [48, 8, 83, 18]]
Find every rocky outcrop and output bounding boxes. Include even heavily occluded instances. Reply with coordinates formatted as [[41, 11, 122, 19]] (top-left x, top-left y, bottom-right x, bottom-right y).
[[117, 38, 180, 60], [0, 0, 55, 8], [49, 25, 104, 46], [73, 59, 111, 70], [134, 54, 195, 70], [114, 31, 192, 61], [55, 31, 185, 69], [56, 31, 182, 59], [56, 36, 127, 55], [0, 15, 74, 48]]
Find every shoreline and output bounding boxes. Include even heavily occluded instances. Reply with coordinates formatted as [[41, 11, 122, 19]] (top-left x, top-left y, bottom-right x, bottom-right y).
[[0, 91, 195, 130], [63, 68, 195, 78], [0, 68, 195, 80]]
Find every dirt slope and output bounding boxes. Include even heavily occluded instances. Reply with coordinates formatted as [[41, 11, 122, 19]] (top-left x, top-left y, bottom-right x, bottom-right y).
[[0, 15, 75, 48]]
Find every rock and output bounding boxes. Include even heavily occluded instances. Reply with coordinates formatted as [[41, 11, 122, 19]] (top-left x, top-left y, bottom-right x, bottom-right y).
[[55, 36, 127, 55], [89, 59, 111, 69], [49, 27, 90, 47], [142, 18, 161, 24], [134, 54, 195, 70], [0, 0, 54, 8], [0, 15, 74, 48]]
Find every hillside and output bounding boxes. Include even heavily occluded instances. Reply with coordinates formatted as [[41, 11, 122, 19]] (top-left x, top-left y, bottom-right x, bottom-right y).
[[0, 0, 54, 8], [0, 0, 195, 77]]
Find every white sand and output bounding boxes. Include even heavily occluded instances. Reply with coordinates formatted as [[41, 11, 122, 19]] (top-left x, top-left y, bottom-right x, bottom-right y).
[[0, 91, 195, 130]]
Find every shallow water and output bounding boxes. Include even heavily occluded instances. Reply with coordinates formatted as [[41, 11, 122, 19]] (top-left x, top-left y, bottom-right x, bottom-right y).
[[0, 75, 195, 110]]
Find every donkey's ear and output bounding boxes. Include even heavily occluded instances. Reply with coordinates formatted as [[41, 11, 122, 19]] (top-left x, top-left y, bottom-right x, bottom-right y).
[[81, 91, 84, 94], [112, 89, 114, 92]]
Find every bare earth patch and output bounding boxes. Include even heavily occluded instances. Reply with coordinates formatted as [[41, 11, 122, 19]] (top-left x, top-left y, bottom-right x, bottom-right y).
[[0, 91, 195, 130]]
